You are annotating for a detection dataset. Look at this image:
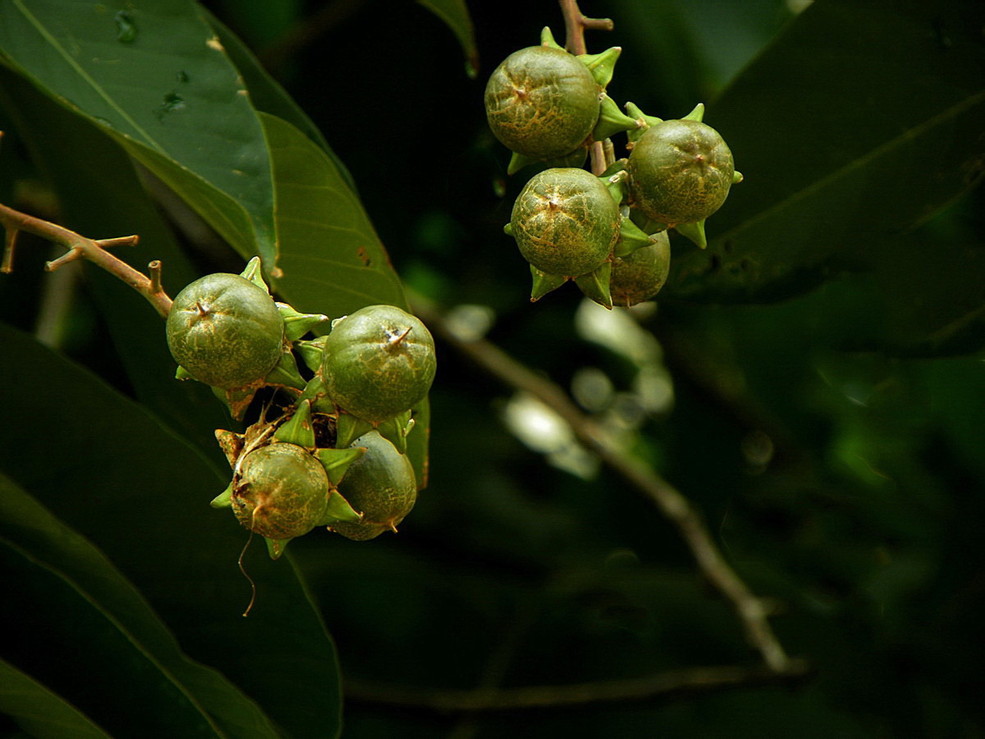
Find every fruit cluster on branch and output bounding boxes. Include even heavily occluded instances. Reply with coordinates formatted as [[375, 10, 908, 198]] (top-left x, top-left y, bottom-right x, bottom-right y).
[[167, 259, 435, 558], [485, 27, 742, 308]]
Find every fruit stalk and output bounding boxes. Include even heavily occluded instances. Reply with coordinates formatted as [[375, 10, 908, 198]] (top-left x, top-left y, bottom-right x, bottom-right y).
[[558, 0, 614, 175]]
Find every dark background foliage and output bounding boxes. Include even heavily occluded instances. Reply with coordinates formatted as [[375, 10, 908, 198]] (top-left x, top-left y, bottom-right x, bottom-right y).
[[2, 0, 984, 736]]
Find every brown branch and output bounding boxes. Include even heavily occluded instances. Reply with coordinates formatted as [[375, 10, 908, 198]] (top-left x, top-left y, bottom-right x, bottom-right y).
[[411, 295, 796, 674], [559, 0, 614, 175], [0, 201, 172, 318], [559, 0, 614, 55], [345, 661, 811, 715]]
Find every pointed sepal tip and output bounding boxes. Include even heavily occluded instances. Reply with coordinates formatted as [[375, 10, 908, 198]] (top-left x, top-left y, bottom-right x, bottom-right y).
[[575, 262, 613, 310]]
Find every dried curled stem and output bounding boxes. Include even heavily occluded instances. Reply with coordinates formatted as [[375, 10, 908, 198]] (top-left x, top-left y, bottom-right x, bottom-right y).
[[0, 201, 172, 318]]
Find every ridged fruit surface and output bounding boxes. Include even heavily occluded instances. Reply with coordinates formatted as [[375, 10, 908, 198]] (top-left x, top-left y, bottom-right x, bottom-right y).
[[485, 46, 600, 159], [609, 231, 672, 307], [166, 273, 283, 389], [232, 442, 330, 540], [321, 305, 436, 423], [330, 432, 417, 541], [628, 119, 734, 225], [510, 168, 620, 277]]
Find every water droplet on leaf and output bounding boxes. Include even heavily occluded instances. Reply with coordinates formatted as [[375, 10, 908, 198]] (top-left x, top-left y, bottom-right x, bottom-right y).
[[155, 92, 186, 120], [114, 11, 137, 43]]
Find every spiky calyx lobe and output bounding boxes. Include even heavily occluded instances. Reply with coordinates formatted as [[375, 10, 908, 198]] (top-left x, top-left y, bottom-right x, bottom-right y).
[[166, 273, 284, 390], [321, 305, 436, 424], [484, 45, 600, 160], [628, 119, 735, 225], [231, 442, 330, 541], [609, 231, 672, 307], [510, 168, 620, 278], [329, 431, 418, 541]]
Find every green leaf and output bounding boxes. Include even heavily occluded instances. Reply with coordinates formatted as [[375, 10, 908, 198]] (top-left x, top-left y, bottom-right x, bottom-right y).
[[0, 324, 343, 738], [0, 0, 276, 265], [417, 0, 479, 77], [262, 112, 407, 315], [0, 657, 109, 739], [0, 65, 230, 455], [201, 6, 359, 194], [1, 538, 223, 736], [665, 0, 985, 302], [0, 472, 279, 737]]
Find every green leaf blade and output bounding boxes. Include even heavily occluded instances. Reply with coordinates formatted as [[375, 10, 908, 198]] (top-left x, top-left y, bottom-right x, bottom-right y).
[[0, 324, 342, 738], [0, 657, 110, 739], [0, 471, 281, 738], [0, 0, 276, 263], [263, 112, 407, 316]]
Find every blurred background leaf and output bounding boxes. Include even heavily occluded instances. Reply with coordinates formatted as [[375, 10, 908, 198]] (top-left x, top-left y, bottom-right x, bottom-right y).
[[665, 0, 985, 309], [0, 472, 279, 738], [418, 0, 480, 78], [0, 657, 109, 739]]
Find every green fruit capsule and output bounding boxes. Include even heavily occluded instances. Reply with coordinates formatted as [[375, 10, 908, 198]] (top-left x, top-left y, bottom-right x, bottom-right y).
[[231, 442, 330, 541], [628, 118, 735, 225], [609, 231, 672, 307], [485, 45, 600, 160], [329, 431, 417, 541], [322, 305, 436, 424], [166, 273, 284, 390], [510, 167, 620, 277]]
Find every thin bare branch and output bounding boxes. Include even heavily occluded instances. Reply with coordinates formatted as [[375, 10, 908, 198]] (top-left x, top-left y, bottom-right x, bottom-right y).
[[345, 661, 811, 715], [411, 295, 796, 674], [0, 201, 172, 318], [148, 260, 164, 296]]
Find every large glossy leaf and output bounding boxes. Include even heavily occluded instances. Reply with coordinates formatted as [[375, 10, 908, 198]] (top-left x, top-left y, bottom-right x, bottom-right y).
[[0, 0, 276, 265], [0, 65, 231, 455], [0, 658, 108, 739], [0, 472, 280, 737], [0, 324, 343, 738], [665, 0, 985, 302], [201, 6, 359, 193]]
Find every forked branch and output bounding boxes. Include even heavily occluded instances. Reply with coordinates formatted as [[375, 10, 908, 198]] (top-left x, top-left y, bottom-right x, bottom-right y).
[[0, 201, 172, 318], [559, 0, 614, 175]]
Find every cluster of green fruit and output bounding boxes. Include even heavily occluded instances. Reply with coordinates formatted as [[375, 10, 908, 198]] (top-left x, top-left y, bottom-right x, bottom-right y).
[[485, 28, 742, 308], [165, 258, 436, 558]]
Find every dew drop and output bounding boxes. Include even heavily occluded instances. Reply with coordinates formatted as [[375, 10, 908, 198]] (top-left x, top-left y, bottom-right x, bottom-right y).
[[114, 10, 137, 43], [155, 92, 186, 120]]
